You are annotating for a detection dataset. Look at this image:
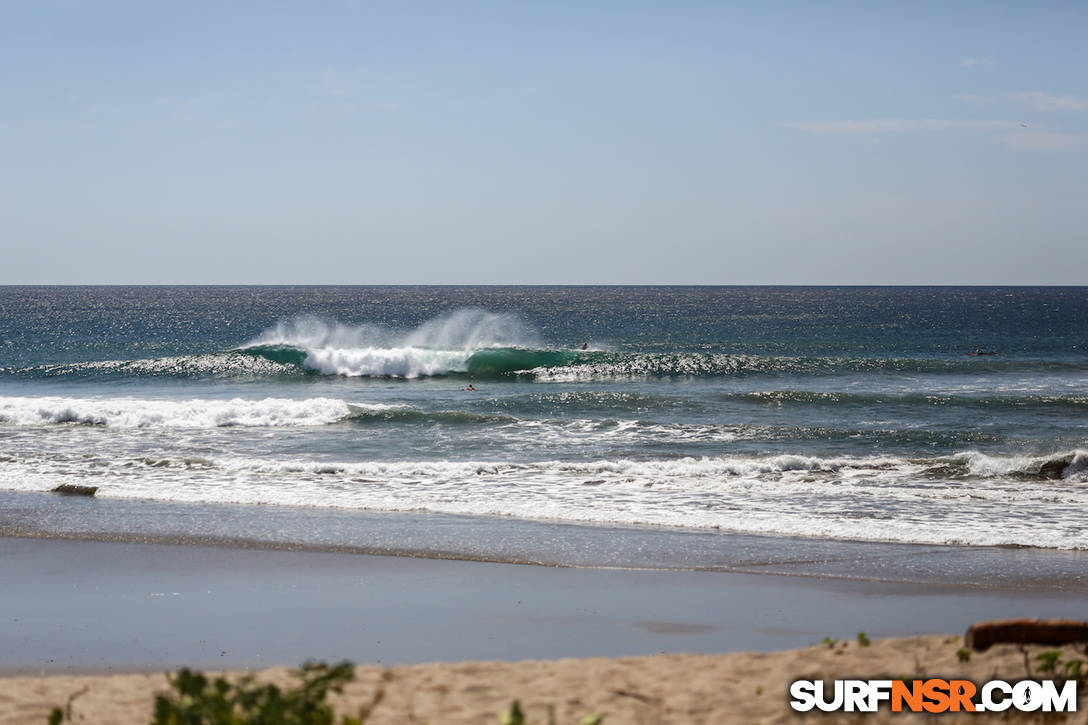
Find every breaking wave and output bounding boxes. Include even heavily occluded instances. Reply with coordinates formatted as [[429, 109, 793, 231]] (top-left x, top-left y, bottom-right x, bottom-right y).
[[239, 310, 581, 378], [0, 396, 1012, 448], [0, 395, 527, 429], [241, 344, 581, 379], [3, 308, 1085, 382], [6, 448, 1085, 491], [0, 396, 398, 429]]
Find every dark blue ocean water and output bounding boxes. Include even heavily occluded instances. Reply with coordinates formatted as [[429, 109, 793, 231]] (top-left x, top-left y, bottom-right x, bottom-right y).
[[1, 286, 1086, 551]]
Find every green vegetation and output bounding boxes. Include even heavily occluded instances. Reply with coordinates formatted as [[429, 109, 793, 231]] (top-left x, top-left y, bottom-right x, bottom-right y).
[[47, 661, 380, 725], [1034, 651, 1085, 683], [955, 648, 971, 663], [856, 632, 871, 647], [151, 661, 367, 725], [47, 663, 605, 725]]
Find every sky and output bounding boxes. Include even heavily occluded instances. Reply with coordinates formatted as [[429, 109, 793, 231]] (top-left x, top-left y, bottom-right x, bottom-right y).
[[1, 1, 1085, 284]]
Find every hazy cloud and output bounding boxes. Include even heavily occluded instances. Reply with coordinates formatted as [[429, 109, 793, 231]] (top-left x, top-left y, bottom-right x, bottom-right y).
[[1008, 91, 1088, 111], [1000, 132, 1088, 151], [780, 119, 1022, 134], [960, 57, 994, 68]]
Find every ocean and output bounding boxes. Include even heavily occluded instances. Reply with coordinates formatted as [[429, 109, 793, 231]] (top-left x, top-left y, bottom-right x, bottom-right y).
[[1, 286, 1086, 561]]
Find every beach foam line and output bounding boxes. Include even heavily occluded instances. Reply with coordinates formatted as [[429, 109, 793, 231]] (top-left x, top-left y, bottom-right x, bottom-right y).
[[5, 492, 1088, 586], [3, 448, 1086, 494], [3, 450, 1087, 549]]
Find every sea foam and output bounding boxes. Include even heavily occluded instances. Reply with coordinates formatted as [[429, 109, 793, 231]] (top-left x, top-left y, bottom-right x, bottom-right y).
[[244, 309, 540, 378], [3, 450, 1087, 549], [0, 396, 394, 428]]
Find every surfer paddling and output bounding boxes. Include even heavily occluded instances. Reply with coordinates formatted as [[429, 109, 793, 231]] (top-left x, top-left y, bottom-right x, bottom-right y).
[[464, 384, 476, 391]]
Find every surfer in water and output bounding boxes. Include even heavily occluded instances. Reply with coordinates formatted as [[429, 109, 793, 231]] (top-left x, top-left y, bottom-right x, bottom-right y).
[[464, 384, 476, 391], [581, 342, 588, 350]]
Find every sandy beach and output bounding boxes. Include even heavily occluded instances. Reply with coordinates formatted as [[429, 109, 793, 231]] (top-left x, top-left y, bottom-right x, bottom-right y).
[[3, 635, 1086, 724], [2, 534, 1087, 722]]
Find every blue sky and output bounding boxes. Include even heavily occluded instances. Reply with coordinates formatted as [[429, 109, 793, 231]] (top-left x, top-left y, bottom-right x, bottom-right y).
[[1, 1, 1085, 283]]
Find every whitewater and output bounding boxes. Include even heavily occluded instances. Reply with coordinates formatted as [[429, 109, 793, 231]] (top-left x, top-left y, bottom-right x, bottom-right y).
[[1, 286, 1087, 557]]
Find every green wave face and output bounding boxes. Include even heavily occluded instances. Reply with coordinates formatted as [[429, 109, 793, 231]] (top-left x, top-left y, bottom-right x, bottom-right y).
[[463, 348, 584, 378], [238, 344, 311, 368]]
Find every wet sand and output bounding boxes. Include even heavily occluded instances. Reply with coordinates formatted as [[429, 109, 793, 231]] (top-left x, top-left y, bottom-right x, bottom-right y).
[[1, 535, 1085, 674]]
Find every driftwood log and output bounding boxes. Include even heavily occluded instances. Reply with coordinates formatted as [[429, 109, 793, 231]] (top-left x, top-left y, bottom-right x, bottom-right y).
[[966, 619, 1088, 652], [50, 484, 99, 497]]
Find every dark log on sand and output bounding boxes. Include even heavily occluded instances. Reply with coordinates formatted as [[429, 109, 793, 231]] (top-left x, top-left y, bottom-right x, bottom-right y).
[[966, 619, 1088, 652], [50, 484, 99, 497]]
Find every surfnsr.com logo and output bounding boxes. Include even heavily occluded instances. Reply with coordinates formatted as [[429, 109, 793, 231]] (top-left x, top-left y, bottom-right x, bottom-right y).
[[790, 678, 1077, 713]]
